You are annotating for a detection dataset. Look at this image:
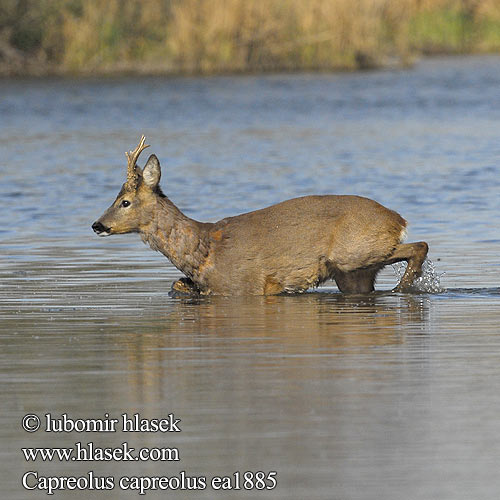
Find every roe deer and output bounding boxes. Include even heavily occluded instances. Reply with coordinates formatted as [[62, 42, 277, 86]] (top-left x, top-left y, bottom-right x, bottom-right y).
[[92, 136, 428, 296]]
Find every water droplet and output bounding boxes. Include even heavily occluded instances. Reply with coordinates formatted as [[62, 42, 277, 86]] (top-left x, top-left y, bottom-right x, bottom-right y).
[[392, 259, 444, 293]]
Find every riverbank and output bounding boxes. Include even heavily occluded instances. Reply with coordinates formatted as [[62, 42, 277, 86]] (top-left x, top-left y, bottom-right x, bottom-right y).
[[1, 0, 500, 77]]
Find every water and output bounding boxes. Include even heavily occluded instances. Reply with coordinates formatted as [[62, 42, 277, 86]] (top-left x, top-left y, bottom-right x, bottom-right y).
[[1, 55, 500, 499]]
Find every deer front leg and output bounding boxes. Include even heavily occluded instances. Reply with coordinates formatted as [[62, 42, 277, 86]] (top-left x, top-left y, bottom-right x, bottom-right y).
[[384, 242, 429, 292], [169, 277, 201, 297]]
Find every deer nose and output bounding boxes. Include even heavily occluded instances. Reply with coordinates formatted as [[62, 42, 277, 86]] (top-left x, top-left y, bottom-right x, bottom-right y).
[[92, 221, 110, 234]]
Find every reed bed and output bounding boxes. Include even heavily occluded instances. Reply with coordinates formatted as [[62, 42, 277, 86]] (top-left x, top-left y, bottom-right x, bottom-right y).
[[1, 0, 499, 75]]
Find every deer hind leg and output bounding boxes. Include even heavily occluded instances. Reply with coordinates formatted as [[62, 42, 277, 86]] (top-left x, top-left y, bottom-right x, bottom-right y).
[[169, 277, 200, 297], [333, 268, 379, 294], [383, 242, 429, 292]]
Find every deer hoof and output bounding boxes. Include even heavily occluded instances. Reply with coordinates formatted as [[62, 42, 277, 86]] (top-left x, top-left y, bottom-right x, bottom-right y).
[[169, 278, 200, 297]]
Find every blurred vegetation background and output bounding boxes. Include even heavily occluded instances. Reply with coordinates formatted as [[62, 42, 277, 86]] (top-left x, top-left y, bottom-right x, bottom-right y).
[[1, 0, 500, 76]]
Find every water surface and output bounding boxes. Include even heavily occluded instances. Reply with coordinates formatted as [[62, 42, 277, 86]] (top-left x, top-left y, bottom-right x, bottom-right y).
[[1, 56, 500, 499]]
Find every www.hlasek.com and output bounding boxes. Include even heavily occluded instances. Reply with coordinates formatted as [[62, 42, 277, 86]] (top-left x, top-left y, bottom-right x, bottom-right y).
[[23, 441, 180, 462], [21, 412, 278, 495]]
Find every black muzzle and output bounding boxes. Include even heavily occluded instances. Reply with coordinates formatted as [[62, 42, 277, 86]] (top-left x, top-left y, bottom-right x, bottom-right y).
[[92, 221, 110, 234]]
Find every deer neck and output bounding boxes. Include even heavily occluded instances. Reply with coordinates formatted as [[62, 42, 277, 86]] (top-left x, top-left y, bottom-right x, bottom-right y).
[[140, 196, 210, 281]]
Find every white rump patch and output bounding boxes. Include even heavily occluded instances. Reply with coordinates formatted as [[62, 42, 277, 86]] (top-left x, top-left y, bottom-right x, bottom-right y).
[[399, 227, 408, 243]]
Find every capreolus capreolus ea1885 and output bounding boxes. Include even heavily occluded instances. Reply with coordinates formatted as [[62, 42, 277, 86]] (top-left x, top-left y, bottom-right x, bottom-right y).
[[92, 136, 429, 296]]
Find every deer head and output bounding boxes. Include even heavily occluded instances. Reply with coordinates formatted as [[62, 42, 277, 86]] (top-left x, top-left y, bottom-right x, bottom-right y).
[[92, 136, 163, 236]]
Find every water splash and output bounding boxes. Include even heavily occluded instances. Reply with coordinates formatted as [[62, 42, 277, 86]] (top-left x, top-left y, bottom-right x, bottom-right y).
[[392, 258, 445, 293]]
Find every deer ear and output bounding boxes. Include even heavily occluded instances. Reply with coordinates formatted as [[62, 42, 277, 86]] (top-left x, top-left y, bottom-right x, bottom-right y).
[[142, 154, 161, 188]]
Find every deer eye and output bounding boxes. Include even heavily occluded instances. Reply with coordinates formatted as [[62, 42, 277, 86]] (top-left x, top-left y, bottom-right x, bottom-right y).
[[121, 200, 131, 208]]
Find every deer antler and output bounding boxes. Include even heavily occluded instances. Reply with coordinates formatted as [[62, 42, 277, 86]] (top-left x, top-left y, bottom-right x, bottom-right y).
[[125, 135, 150, 186]]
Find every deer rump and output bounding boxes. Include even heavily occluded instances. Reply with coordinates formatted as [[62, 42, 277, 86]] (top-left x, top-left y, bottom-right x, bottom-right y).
[[92, 136, 429, 296]]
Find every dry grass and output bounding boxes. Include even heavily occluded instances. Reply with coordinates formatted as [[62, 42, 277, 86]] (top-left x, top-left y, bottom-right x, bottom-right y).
[[1, 0, 499, 76], [166, 0, 414, 73]]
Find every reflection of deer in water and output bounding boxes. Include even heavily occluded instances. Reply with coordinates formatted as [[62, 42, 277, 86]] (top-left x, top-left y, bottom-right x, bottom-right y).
[[115, 293, 429, 396], [92, 136, 428, 296]]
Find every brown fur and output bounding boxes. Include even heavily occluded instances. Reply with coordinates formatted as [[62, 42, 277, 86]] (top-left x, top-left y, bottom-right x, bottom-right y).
[[92, 141, 429, 295]]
